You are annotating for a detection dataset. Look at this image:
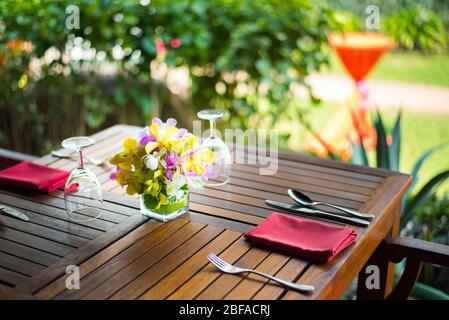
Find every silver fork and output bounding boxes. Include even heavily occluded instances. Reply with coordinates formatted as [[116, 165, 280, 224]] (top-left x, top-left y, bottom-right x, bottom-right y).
[[207, 253, 314, 293]]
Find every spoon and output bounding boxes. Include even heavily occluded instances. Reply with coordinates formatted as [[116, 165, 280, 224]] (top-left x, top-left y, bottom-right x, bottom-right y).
[[287, 189, 375, 220], [51, 150, 104, 166]]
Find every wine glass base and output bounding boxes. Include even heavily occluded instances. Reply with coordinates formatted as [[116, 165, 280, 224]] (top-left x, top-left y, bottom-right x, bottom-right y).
[[62, 136, 95, 150], [67, 207, 103, 222], [204, 175, 229, 187]]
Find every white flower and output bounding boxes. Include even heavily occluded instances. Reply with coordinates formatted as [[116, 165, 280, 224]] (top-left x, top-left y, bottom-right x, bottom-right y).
[[186, 176, 205, 189], [144, 155, 159, 171], [166, 171, 186, 198]]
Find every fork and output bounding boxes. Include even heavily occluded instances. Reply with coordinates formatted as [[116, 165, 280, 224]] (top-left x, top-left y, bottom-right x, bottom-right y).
[[207, 253, 314, 293]]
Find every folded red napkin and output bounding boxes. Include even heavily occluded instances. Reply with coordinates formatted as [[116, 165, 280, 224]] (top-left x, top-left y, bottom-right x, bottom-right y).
[[245, 213, 357, 262], [0, 161, 69, 193]]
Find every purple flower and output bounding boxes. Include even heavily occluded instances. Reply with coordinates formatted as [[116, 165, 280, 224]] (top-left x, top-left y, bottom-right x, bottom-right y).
[[166, 169, 172, 180], [152, 118, 163, 125], [204, 165, 219, 179], [139, 134, 156, 146], [166, 118, 177, 127], [109, 167, 123, 180], [166, 152, 178, 170], [178, 128, 187, 138]]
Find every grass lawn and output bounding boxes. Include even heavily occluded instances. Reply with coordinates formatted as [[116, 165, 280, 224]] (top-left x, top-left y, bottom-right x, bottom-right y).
[[323, 51, 449, 88], [283, 103, 449, 194]]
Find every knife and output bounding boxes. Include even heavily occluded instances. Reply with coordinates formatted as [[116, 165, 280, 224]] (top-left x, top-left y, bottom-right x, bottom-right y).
[[265, 200, 369, 228], [0, 205, 30, 222]]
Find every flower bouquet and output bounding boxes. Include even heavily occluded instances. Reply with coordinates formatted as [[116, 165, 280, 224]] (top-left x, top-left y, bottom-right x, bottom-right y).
[[109, 118, 214, 221]]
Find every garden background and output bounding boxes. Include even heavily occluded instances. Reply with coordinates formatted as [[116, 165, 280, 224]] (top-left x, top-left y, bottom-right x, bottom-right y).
[[1, 0, 448, 298]]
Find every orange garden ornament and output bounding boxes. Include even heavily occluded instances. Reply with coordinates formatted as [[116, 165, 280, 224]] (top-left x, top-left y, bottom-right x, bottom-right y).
[[305, 32, 393, 159]]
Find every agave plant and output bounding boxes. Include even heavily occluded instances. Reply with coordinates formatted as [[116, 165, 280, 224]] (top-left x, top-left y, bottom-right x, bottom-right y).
[[352, 110, 449, 299], [352, 110, 449, 229]]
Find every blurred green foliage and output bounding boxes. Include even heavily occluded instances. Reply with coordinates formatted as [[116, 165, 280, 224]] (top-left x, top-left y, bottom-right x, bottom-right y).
[[406, 193, 449, 245], [327, 0, 449, 53], [404, 193, 449, 295], [384, 6, 447, 53], [0, 0, 334, 155]]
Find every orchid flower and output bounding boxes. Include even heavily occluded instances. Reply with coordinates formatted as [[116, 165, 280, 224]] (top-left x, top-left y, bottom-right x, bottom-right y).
[[110, 117, 215, 207], [145, 118, 180, 154]]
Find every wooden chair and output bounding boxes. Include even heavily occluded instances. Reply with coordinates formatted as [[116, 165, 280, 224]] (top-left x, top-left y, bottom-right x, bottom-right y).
[[374, 236, 449, 300]]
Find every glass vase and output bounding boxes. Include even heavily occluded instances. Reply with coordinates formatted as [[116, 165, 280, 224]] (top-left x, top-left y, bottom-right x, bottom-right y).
[[140, 190, 189, 222]]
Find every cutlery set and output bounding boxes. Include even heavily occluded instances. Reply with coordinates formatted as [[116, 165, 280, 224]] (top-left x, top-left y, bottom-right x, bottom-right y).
[[208, 188, 373, 293], [265, 199, 370, 227], [266, 188, 373, 228]]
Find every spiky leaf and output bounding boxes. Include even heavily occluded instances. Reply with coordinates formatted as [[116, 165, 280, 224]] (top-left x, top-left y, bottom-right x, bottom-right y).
[[402, 142, 448, 212], [402, 169, 449, 228], [388, 111, 401, 171], [351, 142, 369, 166], [375, 111, 390, 169]]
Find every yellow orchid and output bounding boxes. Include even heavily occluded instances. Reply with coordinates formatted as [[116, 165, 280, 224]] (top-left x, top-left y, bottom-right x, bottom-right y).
[[182, 133, 199, 155], [110, 138, 141, 171], [200, 149, 215, 164], [145, 141, 158, 154], [149, 122, 179, 141], [123, 138, 138, 153], [145, 122, 180, 154], [184, 149, 214, 176]]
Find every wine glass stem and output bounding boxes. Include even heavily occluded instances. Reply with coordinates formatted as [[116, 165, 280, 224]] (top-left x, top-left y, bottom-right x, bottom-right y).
[[78, 149, 84, 169], [209, 120, 217, 138]]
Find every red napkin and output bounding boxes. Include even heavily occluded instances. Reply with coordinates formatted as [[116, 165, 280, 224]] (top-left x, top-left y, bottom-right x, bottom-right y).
[[0, 161, 69, 193], [245, 213, 357, 262]]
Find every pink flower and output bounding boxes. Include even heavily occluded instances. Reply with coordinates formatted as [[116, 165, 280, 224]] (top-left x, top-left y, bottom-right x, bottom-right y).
[[156, 41, 167, 55], [170, 38, 181, 48]]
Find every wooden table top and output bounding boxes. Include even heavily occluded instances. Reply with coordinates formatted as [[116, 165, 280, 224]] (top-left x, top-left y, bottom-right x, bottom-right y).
[[0, 124, 411, 300]]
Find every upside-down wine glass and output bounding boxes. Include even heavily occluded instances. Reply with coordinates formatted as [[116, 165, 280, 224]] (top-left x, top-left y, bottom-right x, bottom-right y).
[[197, 109, 231, 186], [62, 136, 103, 222]]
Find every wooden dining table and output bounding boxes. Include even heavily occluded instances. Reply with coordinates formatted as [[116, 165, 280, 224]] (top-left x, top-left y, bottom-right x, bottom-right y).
[[0, 124, 411, 300]]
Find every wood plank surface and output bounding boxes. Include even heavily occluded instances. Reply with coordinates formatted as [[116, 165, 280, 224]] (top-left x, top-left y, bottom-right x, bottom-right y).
[[0, 124, 411, 300]]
